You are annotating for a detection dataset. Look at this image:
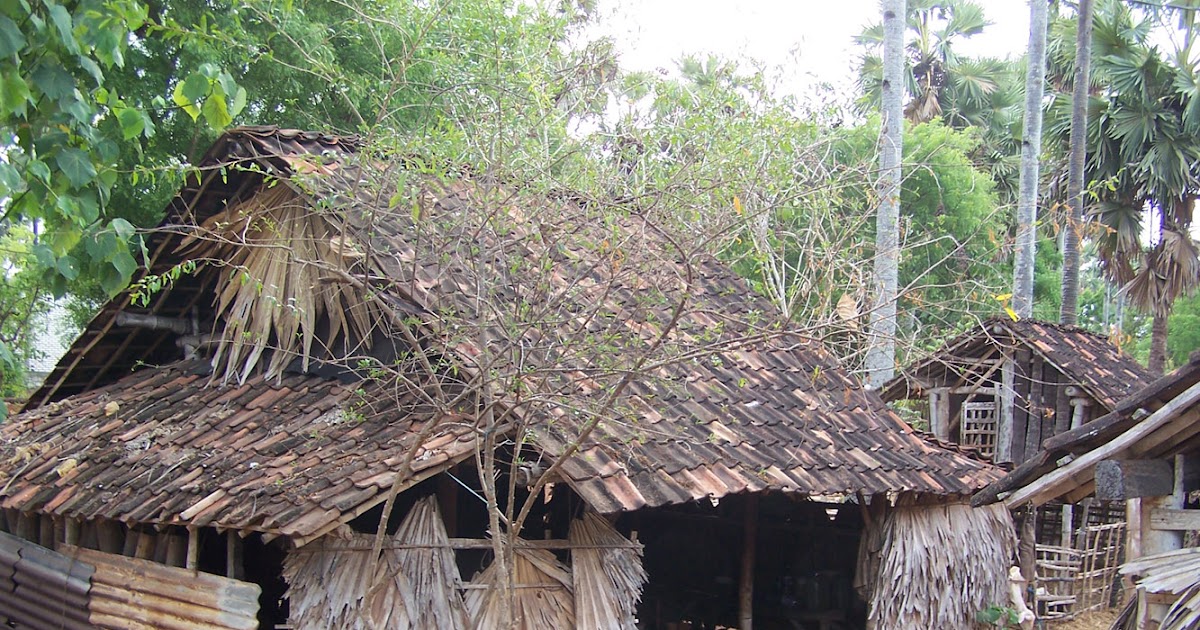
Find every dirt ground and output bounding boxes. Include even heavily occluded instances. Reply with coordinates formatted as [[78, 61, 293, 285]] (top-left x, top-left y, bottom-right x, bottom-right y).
[[1050, 609, 1120, 630]]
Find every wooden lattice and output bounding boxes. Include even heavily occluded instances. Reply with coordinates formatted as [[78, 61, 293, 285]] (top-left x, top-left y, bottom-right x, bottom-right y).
[[960, 401, 998, 458], [1076, 522, 1125, 613], [1036, 544, 1081, 620]]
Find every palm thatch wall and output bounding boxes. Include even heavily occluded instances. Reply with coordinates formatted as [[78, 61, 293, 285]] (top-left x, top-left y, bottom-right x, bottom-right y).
[[858, 501, 1016, 630], [282, 497, 468, 630], [569, 511, 646, 629]]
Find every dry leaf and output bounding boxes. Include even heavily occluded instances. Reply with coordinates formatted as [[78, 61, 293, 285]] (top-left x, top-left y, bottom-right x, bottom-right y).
[[55, 458, 78, 478], [836, 294, 858, 329], [104, 401, 120, 416]]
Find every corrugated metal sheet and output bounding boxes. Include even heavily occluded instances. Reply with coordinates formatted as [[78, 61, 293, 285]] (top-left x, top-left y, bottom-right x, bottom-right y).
[[67, 545, 260, 630], [0, 530, 94, 630], [0, 532, 260, 630]]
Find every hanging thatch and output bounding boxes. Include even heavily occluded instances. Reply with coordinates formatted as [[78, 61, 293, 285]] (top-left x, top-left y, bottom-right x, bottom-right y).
[[282, 496, 468, 630], [178, 184, 382, 383], [1120, 547, 1200, 630], [569, 511, 646, 630], [858, 501, 1016, 630], [464, 547, 575, 629]]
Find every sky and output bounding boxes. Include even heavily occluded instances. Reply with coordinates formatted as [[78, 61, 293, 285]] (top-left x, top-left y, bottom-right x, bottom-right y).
[[590, 0, 1032, 97]]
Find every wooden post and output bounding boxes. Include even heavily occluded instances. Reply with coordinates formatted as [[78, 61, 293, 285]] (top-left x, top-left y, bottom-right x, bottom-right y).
[[998, 358, 1015, 463], [227, 532, 244, 580], [97, 520, 123, 553], [1061, 504, 1074, 549], [122, 526, 139, 557], [134, 529, 155, 560], [65, 518, 80, 547], [739, 495, 758, 630], [1018, 507, 1036, 584], [38, 515, 54, 548], [165, 530, 187, 567], [930, 388, 951, 441], [186, 527, 199, 570]]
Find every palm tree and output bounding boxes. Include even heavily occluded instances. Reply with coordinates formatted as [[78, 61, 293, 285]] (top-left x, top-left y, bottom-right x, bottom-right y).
[[857, 0, 1023, 200], [1060, 0, 1094, 325], [1084, 1, 1200, 372], [865, 0, 907, 388], [1014, 0, 1048, 319]]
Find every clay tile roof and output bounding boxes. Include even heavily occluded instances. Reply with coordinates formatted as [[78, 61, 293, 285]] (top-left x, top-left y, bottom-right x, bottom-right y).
[[883, 317, 1153, 410], [7, 127, 1002, 531], [0, 360, 473, 541]]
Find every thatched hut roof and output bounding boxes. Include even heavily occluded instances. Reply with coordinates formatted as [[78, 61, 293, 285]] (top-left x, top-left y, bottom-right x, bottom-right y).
[[2, 127, 1000, 543]]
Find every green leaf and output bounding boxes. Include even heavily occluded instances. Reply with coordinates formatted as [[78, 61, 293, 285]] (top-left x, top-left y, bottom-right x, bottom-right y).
[[111, 248, 137, 280], [0, 16, 26, 57], [47, 3, 79, 55], [229, 86, 247, 118], [0, 71, 31, 116], [111, 217, 135, 241], [201, 92, 231, 128], [31, 62, 75, 99], [99, 264, 126, 296], [180, 71, 210, 104], [57, 254, 80, 280], [55, 147, 98, 188], [116, 106, 145, 139]]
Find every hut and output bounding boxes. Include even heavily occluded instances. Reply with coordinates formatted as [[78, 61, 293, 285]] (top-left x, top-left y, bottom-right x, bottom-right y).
[[1, 127, 1013, 629], [974, 354, 1200, 628], [881, 318, 1153, 467]]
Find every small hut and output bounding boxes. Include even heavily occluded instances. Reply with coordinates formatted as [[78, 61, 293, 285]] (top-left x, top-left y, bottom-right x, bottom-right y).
[[2, 127, 1014, 630], [882, 318, 1153, 466], [974, 354, 1200, 628]]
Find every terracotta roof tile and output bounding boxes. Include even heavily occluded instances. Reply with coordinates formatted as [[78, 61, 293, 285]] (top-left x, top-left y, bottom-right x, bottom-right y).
[[0, 360, 474, 538]]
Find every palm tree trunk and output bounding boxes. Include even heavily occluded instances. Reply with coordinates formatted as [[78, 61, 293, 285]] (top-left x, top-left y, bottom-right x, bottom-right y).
[[1149, 310, 1170, 374], [865, 0, 906, 388], [1060, 0, 1094, 325], [1014, 0, 1048, 319]]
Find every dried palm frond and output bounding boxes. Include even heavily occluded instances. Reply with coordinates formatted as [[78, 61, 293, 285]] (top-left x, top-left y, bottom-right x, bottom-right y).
[[861, 501, 1016, 630], [178, 184, 382, 383], [569, 511, 646, 630], [464, 547, 574, 629], [282, 496, 467, 630]]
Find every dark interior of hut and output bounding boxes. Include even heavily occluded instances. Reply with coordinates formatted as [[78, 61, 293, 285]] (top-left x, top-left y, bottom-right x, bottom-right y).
[[629, 494, 867, 630]]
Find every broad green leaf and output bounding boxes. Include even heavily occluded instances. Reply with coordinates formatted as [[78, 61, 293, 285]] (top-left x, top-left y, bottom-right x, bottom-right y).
[[229, 86, 247, 118], [0, 71, 31, 116], [55, 147, 98, 188], [47, 3, 79, 55], [116, 106, 145, 139], [59, 91, 94, 124], [99, 264, 126, 296], [57, 254, 80, 280], [111, 217, 135, 241], [32, 62, 74, 99], [111, 248, 137, 279], [180, 71, 210, 104], [201, 92, 231, 128], [0, 16, 25, 57]]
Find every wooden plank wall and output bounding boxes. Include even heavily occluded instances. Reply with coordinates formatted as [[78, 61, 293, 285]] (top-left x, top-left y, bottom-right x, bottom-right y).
[[1011, 353, 1075, 464]]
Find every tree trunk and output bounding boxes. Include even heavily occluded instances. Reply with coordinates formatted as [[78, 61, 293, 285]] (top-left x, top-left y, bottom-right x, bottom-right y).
[[1149, 310, 1170, 374], [1013, 0, 1048, 319], [1060, 0, 1094, 325], [865, 0, 906, 388]]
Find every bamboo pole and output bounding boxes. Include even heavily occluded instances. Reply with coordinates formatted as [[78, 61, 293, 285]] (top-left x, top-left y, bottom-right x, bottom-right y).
[[739, 495, 758, 630]]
